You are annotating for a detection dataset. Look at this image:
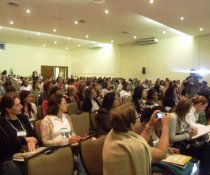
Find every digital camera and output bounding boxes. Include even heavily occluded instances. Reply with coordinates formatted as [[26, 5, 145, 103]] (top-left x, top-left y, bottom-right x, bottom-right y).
[[156, 112, 164, 119]]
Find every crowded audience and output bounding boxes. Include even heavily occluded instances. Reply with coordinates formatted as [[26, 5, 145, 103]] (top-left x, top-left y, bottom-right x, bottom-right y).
[[1, 71, 210, 175]]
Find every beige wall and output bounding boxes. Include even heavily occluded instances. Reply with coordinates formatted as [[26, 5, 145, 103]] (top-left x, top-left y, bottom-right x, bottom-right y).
[[119, 35, 210, 82], [71, 45, 120, 77], [0, 43, 71, 76], [1, 35, 210, 83]]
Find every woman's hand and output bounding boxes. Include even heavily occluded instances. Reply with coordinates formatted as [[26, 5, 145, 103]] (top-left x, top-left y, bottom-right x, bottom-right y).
[[168, 147, 180, 154], [25, 137, 37, 152], [69, 135, 82, 144], [25, 137, 38, 144], [189, 129, 198, 138], [147, 110, 161, 127]]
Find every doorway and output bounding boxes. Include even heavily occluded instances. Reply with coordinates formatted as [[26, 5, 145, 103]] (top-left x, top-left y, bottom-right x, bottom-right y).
[[41, 66, 68, 79]]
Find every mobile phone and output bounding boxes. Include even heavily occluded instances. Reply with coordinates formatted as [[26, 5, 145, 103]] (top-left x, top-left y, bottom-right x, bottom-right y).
[[156, 112, 164, 119]]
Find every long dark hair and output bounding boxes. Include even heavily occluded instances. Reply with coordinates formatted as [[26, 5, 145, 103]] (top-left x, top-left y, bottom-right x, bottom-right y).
[[47, 93, 64, 115], [132, 86, 145, 113], [102, 92, 116, 111], [19, 90, 34, 117]]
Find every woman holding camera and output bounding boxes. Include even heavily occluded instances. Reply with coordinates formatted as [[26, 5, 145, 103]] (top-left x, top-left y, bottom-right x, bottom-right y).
[[103, 103, 170, 175]]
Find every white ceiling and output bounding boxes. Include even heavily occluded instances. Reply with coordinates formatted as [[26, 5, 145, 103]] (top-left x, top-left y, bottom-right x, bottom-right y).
[[0, 0, 210, 50]]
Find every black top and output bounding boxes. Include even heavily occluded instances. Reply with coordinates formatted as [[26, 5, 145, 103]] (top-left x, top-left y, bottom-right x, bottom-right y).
[[0, 115, 34, 161], [83, 97, 101, 112], [97, 108, 111, 135]]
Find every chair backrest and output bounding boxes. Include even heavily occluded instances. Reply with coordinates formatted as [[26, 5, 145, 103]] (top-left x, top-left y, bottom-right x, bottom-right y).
[[79, 135, 106, 175], [90, 112, 99, 132], [67, 102, 79, 115], [26, 146, 74, 175], [70, 112, 90, 136], [34, 120, 42, 145]]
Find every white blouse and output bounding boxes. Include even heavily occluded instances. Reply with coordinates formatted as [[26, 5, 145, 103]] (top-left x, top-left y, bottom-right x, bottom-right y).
[[50, 114, 72, 140]]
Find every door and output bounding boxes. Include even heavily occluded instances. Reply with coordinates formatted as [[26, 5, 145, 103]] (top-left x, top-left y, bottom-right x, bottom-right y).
[[41, 66, 54, 79]]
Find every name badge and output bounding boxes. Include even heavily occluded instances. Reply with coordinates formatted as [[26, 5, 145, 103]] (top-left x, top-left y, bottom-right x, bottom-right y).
[[17, 131, 27, 137], [61, 128, 70, 139]]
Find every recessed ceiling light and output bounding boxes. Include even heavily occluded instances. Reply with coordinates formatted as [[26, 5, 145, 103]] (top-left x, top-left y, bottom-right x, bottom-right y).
[[85, 35, 89, 38], [162, 31, 166, 34], [10, 21, 14, 25], [133, 36, 137, 39], [111, 40, 114, 43], [43, 44, 46, 47], [65, 47, 69, 50], [67, 37, 71, 40], [200, 27, 204, 31], [37, 32, 41, 36], [53, 28, 56, 32], [54, 41, 57, 44], [105, 9, 109, 14], [78, 44, 81, 47], [26, 9, 30, 14], [74, 21, 78, 24], [149, 0, 154, 4], [180, 16, 184, 21]]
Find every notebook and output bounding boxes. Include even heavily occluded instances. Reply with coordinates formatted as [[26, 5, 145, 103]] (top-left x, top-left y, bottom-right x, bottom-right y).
[[161, 154, 192, 169], [13, 147, 46, 161], [191, 125, 210, 139]]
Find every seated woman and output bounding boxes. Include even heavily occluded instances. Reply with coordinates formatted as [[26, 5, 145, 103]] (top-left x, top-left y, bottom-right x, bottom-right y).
[[66, 85, 79, 104], [40, 93, 81, 146], [132, 86, 148, 114], [169, 98, 210, 175], [83, 87, 100, 113], [19, 90, 37, 127], [146, 87, 160, 107], [186, 95, 208, 129], [40, 93, 86, 175], [97, 92, 120, 135], [162, 84, 177, 112], [119, 81, 131, 102], [103, 103, 169, 175], [0, 95, 37, 175], [20, 78, 32, 92]]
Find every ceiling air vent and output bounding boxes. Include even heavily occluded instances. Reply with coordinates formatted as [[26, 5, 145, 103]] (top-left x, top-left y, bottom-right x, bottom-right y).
[[79, 19, 87, 23], [8, 1, 19, 7], [88, 43, 102, 49], [135, 37, 159, 45], [92, 0, 106, 4], [0, 43, 5, 51]]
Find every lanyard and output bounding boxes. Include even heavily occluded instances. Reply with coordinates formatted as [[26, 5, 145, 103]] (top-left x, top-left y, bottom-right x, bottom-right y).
[[5, 117, 26, 133]]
